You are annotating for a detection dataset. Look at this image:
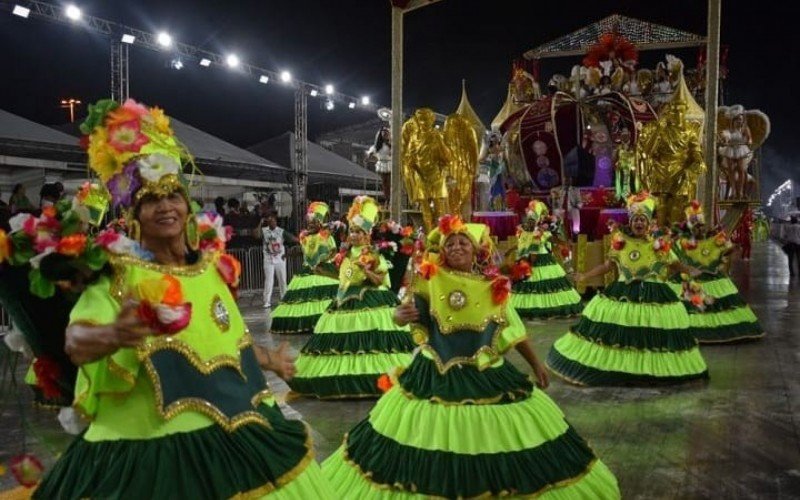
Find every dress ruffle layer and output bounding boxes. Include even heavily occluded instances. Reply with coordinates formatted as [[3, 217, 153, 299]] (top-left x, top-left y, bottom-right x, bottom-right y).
[[34, 404, 332, 499]]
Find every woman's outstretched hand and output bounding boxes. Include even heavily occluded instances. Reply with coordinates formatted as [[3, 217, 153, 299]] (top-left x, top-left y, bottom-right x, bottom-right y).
[[256, 342, 296, 381], [65, 300, 150, 365], [393, 301, 419, 326], [532, 359, 550, 389]]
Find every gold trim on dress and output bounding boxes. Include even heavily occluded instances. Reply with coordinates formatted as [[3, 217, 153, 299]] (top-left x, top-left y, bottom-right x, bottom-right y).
[[140, 353, 270, 433], [228, 422, 315, 499], [136, 333, 252, 377], [108, 250, 217, 277]]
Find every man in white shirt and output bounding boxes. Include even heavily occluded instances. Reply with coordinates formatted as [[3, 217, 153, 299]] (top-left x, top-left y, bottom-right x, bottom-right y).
[[257, 214, 298, 308]]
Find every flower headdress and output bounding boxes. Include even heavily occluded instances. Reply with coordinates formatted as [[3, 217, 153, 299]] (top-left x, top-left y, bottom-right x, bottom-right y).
[[81, 98, 197, 217], [684, 200, 705, 228], [425, 215, 495, 265], [524, 199, 550, 223], [626, 191, 656, 221], [306, 201, 330, 223], [347, 195, 380, 233]]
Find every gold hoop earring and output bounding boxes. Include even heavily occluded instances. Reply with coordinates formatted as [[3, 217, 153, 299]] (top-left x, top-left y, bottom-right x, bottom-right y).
[[128, 220, 141, 243], [185, 217, 199, 251]]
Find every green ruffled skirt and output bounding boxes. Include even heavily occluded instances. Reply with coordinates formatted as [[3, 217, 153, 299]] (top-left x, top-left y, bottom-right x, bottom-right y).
[[271, 268, 339, 335], [547, 280, 709, 386], [669, 275, 764, 344], [321, 354, 620, 498], [288, 287, 414, 399], [33, 403, 334, 499], [511, 254, 583, 319]]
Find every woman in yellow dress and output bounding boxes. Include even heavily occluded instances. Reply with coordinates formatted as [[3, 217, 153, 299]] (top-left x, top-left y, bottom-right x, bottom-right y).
[[33, 99, 333, 498]]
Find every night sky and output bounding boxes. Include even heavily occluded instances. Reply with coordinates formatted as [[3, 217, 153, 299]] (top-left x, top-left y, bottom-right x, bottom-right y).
[[0, 0, 797, 199]]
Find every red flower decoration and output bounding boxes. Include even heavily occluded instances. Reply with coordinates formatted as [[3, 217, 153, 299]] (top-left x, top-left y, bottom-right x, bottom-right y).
[[438, 214, 464, 235], [418, 259, 438, 280], [137, 301, 192, 335], [491, 276, 511, 304], [511, 260, 532, 282], [333, 249, 347, 268], [217, 253, 242, 288], [483, 264, 501, 280], [9, 454, 44, 488], [32, 356, 61, 399], [377, 374, 394, 393], [56, 234, 88, 257]]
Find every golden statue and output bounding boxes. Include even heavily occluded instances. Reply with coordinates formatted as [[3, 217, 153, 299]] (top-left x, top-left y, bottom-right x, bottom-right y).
[[636, 56, 706, 226], [402, 107, 479, 231]]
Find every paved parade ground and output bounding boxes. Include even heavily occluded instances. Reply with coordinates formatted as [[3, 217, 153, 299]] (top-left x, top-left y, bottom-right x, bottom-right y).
[[2, 241, 799, 499]]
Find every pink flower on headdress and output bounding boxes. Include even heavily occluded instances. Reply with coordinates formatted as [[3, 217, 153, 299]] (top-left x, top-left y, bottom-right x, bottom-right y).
[[107, 119, 149, 153]]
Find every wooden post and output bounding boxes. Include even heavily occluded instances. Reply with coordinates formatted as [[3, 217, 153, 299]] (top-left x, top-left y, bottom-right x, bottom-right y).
[[703, 0, 722, 222]]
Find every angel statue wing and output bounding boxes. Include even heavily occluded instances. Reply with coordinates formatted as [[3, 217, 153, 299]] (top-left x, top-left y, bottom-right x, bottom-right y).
[[745, 109, 771, 151], [443, 113, 480, 215], [401, 115, 422, 203]]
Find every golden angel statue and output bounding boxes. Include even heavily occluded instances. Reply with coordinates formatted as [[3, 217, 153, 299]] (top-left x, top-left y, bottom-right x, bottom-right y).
[[717, 104, 771, 200], [636, 56, 706, 225], [402, 108, 479, 231]]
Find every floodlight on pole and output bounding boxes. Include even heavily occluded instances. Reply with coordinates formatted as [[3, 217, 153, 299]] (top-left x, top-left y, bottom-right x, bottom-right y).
[[199, 58, 211, 67], [64, 4, 81, 21], [259, 75, 269, 84], [12, 5, 30, 18], [361, 96, 370, 106], [324, 84, 334, 95], [121, 33, 135, 44], [157, 32, 172, 48], [280, 71, 292, 83], [59, 98, 82, 123], [225, 54, 240, 68]]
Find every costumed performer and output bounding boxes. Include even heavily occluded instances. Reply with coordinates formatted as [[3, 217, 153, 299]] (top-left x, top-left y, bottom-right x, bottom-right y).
[[547, 192, 709, 386], [288, 196, 414, 399], [33, 99, 333, 498], [270, 202, 339, 334], [670, 201, 763, 343], [510, 200, 583, 319], [321, 214, 620, 498], [368, 126, 392, 204]]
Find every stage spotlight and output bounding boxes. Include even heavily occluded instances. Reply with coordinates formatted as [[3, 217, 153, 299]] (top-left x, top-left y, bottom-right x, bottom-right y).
[[170, 58, 184, 70], [12, 5, 30, 18], [361, 96, 370, 106], [325, 100, 335, 111], [65, 4, 81, 21], [157, 32, 172, 48], [280, 71, 292, 83], [325, 84, 334, 95], [310, 89, 319, 97], [121, 34, 136, 44], [226, 54, 240, 68], [199, 58, 211, 67], [259, 75, 269, 84], [348, 102, 356, 109]]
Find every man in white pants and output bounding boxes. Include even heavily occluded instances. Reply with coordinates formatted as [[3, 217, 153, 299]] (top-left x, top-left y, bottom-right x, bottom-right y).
[[257, 214, 297, 308]]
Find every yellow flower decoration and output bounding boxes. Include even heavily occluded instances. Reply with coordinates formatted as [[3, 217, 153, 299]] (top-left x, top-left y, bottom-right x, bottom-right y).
[[149, 107, 172, 136], [87, 129, 120, 182]]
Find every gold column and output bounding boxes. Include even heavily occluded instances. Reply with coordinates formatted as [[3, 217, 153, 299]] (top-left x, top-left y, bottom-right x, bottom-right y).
[[390, 7, 404, 221]]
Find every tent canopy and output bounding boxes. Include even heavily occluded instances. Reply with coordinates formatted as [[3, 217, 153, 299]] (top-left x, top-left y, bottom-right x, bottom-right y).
[[524, 14, 706, 60], [249, 132, 381, 188]]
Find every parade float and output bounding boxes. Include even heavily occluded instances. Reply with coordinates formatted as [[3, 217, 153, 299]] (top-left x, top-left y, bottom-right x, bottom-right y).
[[488, 14, 771, 289]]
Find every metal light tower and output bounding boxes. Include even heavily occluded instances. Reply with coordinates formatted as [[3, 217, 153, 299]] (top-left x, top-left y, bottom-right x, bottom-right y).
[[292, 87, 309, 232]]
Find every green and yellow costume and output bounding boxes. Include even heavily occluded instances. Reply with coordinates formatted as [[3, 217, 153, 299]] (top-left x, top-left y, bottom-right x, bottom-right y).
[[270, 229, 339, 335], [547, 230, 709, 386], [511, 228, 583, 319], [322, 264, 620, 498], [671, 234, 763, 343], [34, 252, 333, 498], [288, 196, 414, 398]]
